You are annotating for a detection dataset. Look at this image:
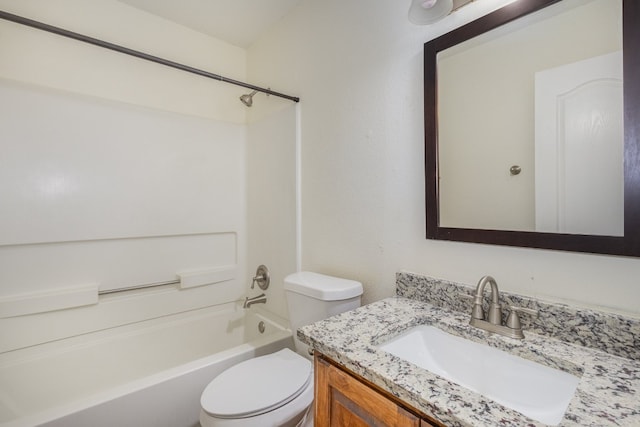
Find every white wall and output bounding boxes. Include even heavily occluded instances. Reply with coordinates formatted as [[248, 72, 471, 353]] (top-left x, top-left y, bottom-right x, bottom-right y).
[[0, 0, 253, 351], [248, 0, 640, 317]]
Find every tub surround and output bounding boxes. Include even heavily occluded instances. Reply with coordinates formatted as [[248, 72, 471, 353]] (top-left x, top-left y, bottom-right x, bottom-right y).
[[298, 273, 640, 426]]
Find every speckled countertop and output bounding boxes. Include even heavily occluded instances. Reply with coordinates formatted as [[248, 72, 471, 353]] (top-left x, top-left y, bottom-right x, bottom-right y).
[[298, 273, 640, 426]]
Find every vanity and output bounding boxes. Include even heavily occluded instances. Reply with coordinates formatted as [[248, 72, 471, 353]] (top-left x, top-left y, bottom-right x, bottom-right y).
[[299, 272, 640, 426], [315, 354, 443, 427]]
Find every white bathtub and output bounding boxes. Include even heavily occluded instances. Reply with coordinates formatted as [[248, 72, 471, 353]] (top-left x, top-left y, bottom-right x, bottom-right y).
[[0, 303, 293, 427]]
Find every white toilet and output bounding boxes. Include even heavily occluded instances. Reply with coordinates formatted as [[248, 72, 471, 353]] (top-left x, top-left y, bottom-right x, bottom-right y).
[[199, 271, 363, 427]]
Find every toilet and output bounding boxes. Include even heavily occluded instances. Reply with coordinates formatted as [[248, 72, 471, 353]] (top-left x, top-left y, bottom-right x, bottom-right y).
[[199, 271, 363, 427]]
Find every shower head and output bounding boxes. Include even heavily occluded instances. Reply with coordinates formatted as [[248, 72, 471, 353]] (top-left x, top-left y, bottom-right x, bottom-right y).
[[239, 90, 258, 107]]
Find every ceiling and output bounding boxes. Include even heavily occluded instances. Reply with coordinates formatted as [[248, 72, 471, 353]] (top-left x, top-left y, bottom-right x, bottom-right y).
[[117, 0, 303, 48]]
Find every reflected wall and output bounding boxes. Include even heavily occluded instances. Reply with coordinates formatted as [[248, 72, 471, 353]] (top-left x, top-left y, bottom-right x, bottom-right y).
[[437, 0, 622, 232]]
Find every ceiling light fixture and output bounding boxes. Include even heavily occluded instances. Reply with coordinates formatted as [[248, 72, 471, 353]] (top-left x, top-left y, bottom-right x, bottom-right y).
[[408, 0, 454, 24]]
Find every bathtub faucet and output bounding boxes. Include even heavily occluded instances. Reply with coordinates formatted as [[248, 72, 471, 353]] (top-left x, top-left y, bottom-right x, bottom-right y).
[[243, 293, 267, 308]]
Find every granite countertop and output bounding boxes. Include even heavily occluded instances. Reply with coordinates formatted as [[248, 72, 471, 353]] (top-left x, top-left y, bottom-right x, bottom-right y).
[[298, 296, 640, 426]]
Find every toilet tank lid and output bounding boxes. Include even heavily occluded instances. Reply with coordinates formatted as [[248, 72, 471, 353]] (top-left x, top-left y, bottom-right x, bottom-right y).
[[284, 272, 363, 301]]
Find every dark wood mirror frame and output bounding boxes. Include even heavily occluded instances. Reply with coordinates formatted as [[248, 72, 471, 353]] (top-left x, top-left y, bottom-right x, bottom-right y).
[[425, 0, 640, 257]]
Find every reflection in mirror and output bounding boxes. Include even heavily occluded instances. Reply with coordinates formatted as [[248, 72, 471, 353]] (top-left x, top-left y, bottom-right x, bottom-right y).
[[437, 0, 622, 235], [425, 0, 640, 256]]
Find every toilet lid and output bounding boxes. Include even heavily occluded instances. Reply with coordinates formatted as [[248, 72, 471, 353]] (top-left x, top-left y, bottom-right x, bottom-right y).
[[201, 348, 312, 418]]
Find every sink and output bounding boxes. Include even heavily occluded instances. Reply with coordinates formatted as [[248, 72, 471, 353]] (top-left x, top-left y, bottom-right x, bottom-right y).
[[378, 325, 580, 425]]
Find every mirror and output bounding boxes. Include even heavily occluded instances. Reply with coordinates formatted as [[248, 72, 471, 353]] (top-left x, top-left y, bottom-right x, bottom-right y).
[[425, 0, 640, 256]]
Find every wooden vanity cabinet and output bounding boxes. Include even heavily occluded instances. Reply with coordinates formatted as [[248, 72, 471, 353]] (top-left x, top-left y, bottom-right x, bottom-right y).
[[314, 353, 445, 427]]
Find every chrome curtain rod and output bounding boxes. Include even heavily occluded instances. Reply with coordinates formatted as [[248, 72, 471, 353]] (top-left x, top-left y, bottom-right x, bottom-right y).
[[0, 10, 300, 103]]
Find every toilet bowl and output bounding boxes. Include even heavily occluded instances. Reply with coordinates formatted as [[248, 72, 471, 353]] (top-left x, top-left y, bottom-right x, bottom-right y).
[[200, 349, 314, 427], [199, 272, 363, 427]]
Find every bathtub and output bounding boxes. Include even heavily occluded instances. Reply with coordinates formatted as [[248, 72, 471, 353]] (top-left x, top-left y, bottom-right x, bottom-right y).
[[0, 302, 293, 427]]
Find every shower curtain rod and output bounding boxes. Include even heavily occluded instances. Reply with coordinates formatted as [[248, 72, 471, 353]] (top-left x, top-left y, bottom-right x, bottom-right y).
[[0, 10, 300, 103]]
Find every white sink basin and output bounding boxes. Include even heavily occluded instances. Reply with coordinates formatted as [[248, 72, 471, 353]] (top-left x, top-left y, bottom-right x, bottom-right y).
[[378, 325, 580, 426]]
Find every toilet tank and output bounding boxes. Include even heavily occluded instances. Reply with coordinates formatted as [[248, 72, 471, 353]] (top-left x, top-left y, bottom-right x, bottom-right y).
[[284, 272, 363, 358]]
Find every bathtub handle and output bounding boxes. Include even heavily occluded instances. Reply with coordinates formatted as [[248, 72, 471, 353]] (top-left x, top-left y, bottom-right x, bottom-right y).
[[251, 265, 270, 290]]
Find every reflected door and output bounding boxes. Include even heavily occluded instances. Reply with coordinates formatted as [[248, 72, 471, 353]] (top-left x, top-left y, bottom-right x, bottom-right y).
[[535, 51, 623, 236]]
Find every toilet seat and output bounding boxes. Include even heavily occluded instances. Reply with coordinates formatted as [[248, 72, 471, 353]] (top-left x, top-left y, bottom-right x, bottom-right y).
[[201, 348, 312, 419]]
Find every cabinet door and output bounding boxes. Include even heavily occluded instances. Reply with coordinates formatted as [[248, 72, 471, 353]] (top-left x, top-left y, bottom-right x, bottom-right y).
[[315, 355, 420, 427]]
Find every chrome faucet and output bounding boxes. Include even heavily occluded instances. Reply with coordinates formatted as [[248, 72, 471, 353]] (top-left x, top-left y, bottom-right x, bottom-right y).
[[468, 276, 537, 339], [243, 293, 267, 308]]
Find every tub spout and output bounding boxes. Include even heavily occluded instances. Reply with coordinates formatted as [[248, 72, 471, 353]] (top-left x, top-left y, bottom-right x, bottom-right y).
[[243, 293, 267, 308]]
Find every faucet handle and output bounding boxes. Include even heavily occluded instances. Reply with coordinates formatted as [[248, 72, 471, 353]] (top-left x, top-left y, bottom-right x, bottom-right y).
[[506, 306, 538, 330], [471, 295, 485, 321], [251, 265, 270, 290], [457, 292, 474, 301], [508, 305, 538, 317], [458, 292, 485, 320]]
